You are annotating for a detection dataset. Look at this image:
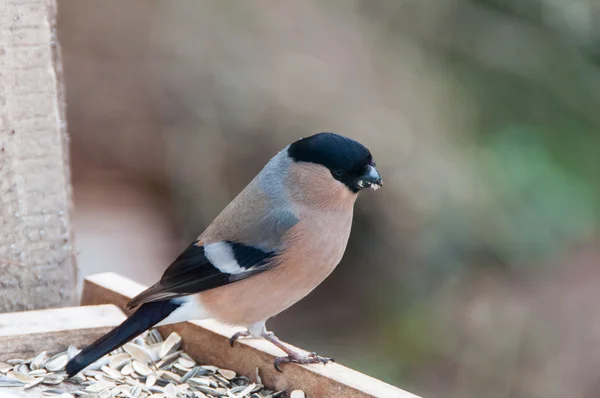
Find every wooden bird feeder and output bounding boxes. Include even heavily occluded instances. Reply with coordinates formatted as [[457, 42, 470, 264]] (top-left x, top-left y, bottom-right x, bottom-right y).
[[0, 273, 420, 397]]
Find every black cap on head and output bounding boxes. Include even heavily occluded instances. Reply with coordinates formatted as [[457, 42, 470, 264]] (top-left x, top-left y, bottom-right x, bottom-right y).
[[288, 132, 381, 192]]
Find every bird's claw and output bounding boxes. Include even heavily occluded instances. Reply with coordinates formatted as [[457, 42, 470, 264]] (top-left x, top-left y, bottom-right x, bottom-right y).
[[229, 330, 251, 347], [273, 352, 334, 372]]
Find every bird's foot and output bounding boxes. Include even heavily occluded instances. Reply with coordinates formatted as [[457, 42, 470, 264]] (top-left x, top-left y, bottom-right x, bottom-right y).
[[229, 330, 251, 347], [273, 351, 334, 372], [260, 330, 333, 372]]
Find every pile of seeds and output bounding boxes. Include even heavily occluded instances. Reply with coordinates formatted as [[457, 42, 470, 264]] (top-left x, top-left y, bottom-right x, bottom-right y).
[[0, 329, 305, 398]]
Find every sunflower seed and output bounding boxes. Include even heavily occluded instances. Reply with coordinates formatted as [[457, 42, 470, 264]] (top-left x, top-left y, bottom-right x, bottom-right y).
[[110, 352, 130, 370], [158, 370, 180, 383], [217, 369, 236, 380], [66, 373, 86, 384], [156, 352, 180, 370], [31, 351, 48, 370], [42, 389, 66, 396], [45, 353, 69, 372], [173, 363, 191, 373], [181, 366, 210, 383], [14, 363, 29, 374], [121, 363, 135, 376], [233, 384, 256, 396], [102, 365, 124, 380], [23, 376, 45, 389], [124, 343, 153, 365], [29, 368, 48, 376], [0, 328, 273, 397], [67, 345, 81, 360], [159, 332, 181, 358], [129, 384, 142, 397], [85, 381, 113, 392], [188, 377, 211, 387], [98, 390, 111, 398], [0, 375, 25, 387], [200, 365, 218, 373], [132, 360, 153, 377], [42, 374, 65, 385], [177, 357, 196, 369], [290, 391, 306, 398], [10, 371, 36, 383], [147, 329, 164, 345]]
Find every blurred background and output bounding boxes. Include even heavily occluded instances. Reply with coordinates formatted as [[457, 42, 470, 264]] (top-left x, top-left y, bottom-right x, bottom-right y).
[[57, 1, 600, 397]]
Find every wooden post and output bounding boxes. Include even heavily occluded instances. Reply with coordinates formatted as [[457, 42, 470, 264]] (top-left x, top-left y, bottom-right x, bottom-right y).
[[0, 0, 76, 311]]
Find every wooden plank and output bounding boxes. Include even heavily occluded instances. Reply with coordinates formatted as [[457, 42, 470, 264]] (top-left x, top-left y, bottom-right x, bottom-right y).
[[0, 304, 126, 360], [82, 272, 420, 398]]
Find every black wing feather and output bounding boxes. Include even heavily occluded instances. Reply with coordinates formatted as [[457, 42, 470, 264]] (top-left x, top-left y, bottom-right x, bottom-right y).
[[126, 241, 274, 309]]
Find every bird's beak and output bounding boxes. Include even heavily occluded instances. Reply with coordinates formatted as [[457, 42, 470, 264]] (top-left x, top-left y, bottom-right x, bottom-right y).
[[359, 165, 383, 190]]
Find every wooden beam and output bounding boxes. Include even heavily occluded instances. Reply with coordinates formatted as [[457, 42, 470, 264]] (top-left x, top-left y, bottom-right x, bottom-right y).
[[82, 272, 420, 398], [0, 304, 125, 360]]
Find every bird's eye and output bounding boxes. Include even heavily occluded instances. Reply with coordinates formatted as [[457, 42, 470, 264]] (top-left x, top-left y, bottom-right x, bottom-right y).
[[333, 170, 344, 177]]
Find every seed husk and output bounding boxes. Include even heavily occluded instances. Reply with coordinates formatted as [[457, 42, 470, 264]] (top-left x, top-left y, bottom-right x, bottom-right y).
[[42, 374, 65, 385], [132, 360, 153, 376], [45, 353, 69, 372], [158, 370, 181, 383], [159, 332, 182, 358], [42, 389, 66, 396], [129, 384, 142, 397], [123, 343, 153, 365], [109, 352, 130, 370], [188, 377, 211, 387], [85, 380, 113, 392], [156, 351, 180, 370], [145, 373, 157, 387], [217, 369, 236, 380], [14, 363, 29, 374], [0, 327, 277, 397], [29, 368, 48, 376], [10, 371, 36, 383], [24, 377, 45, 389], [101, 364, 124, 380], [67, 345, 80, 360], [0, 375, 25, 387], [121, 363, 134, 376], [177, 357, 196, 369], [31, 351, 48, 370]]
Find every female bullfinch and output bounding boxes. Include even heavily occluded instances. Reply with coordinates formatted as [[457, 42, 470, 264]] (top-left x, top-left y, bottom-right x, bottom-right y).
[[66, 132, 382, 376]]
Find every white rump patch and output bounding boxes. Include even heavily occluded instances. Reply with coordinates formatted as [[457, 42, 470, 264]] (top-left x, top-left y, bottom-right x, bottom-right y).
[[204, 242, 246, 274], [157, 297, 211, 326]]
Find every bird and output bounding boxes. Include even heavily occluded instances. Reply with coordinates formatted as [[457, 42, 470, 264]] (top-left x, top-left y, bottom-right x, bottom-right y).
[[65, 132, 382, 377]]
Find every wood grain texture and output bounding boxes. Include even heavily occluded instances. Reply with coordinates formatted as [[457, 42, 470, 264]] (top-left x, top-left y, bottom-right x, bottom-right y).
[[0, 0, 76, 312], [0, 304, 125, 359], [82, 272, 421, 398]]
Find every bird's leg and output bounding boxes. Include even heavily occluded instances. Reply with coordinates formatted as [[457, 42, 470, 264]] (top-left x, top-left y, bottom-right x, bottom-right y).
[[230, 322, 266, 347], [261, 331, 334, 372], [229, 330, 251, 347]]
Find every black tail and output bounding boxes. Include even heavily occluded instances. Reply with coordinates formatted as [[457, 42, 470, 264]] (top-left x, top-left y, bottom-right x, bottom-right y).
[[66, 300, 180, 377]]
